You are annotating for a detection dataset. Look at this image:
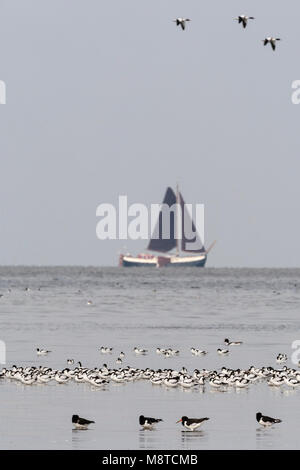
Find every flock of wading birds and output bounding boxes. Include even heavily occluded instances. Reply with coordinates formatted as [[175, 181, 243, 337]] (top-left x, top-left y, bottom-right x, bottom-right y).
[[174, 15, 281, 51], [1, 338, 298, 432], [78, 11, 279, 434]]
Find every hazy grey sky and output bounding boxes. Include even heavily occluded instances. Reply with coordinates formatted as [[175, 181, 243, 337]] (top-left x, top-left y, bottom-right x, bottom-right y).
[[0, 0, 299, 266]]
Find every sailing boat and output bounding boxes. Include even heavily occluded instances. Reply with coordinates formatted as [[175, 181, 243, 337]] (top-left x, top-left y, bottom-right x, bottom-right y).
[[119, 185, 215, 267]]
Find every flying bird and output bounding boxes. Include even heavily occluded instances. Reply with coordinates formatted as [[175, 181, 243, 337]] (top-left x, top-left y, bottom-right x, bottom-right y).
[[256, 412, 282, 427], [234, 15, 255, 29], [72, 414, 95, 430], [173, 18, 191, 31], [263, 37, 281, 51], [176, 416, 209, 431], [139, 415, 163, 430]]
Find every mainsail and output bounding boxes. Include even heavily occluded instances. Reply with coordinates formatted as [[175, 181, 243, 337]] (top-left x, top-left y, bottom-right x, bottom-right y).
[[147, 186, 205, 254], [147, 187, 177, 253]]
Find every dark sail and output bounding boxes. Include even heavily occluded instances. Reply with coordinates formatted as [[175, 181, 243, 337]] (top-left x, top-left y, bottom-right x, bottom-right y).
[[147, 187, 178, 253], [179, 192, 205, 253]]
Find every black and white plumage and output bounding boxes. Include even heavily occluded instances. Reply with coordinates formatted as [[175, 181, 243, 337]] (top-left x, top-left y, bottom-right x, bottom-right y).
[[217, 348, 229, 355], [224, 338, 243, 346], [72, 414, 95, 430], [256, 412, 282, 427], [139, 415, 163, 429], [191, 348, 208, 356], [99, 347, 113, 354], [234, 15, 255, 29], [276, 353, 287, 364], [176, 416, 209, 431], [173, 18, 191, 31], [134, 347, 148, 355], [263, 37, 281, 51], [36, 348, 51, 356]]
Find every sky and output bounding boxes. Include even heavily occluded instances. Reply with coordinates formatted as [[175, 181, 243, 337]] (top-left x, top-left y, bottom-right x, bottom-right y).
[[0, 0, 300, 267]]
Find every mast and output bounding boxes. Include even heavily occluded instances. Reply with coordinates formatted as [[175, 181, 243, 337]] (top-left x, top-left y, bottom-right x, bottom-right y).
[[176, 182, 180, 257]]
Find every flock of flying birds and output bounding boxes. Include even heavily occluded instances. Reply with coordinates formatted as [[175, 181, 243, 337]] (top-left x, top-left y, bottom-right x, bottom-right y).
[[174, 15, 281, 51]]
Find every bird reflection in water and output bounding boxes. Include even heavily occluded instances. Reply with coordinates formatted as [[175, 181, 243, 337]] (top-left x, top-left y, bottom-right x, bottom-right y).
[[139, 429, 159, 449], [181, 430, 206, 448], [256, 426, 277, 450]]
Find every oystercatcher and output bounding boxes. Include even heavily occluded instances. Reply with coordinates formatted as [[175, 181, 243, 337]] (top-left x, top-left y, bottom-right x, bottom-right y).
[[256, 412, 282, 427], [139, 415, 163, 430], [176, 416, 209, 431], [72, 414, 95, 430]]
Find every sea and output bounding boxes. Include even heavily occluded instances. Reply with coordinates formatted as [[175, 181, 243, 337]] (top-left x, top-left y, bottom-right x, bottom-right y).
[[0, 266, 299, 450]]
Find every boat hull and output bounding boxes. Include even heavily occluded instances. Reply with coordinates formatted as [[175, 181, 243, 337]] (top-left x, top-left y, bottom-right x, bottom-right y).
[[120, 254, 207, 268]]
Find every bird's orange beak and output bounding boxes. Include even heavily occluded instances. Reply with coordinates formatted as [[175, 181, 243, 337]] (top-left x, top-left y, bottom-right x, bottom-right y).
[[176, 419, 182, 423]]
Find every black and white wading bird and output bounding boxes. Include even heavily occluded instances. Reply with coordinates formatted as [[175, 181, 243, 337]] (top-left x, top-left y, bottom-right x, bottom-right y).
[[36, 348, 51, 356], [176, 416, 209, 431], [262, 37, 281, 51], [224, 338, 243, 346], [173, 18, 191, 31], [256, 412, 282, 427], [217, 348, 229, 355], [139, 415, 163, 430], [134, 347, 148, 355], [276, 353, 287, 364], [72, 415, 95, 430], [234, 15, 255, 29]]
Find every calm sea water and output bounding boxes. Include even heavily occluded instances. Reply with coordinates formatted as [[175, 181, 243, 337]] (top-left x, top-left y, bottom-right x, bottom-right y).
[[0, 267, 299, 450]]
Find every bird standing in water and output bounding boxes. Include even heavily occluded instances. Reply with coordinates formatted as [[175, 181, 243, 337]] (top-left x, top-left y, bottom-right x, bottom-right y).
[[176, 416, 209, 431], [72, 414, 95, 430], [139, 415, 163, 430], [256, 412, 282, 427]]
